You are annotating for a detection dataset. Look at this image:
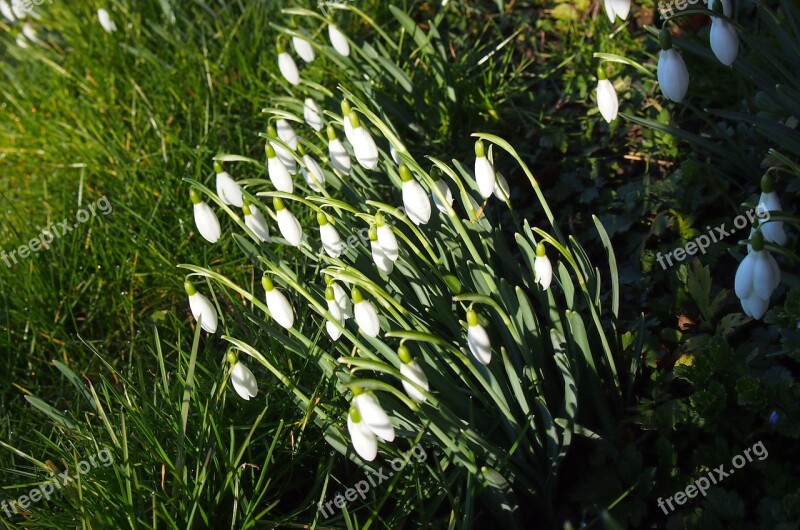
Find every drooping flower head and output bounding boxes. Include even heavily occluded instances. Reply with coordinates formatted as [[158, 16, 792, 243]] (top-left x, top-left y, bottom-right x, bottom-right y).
[[735, 229, 781, 319], [214, 161, 243, 207], [534, 242, 553, 290], [596, 66, 619, 123], [328, 23, 350, 56], [97, 8, 117, 33], [273, 197, 303, 246], [398, 344, 429, 403], [466, 307, 491, 364], [369, 226, 394, 275], [227, 350, 258, 400], [276, 38, 300, 86], [267, 123, 297, 174], [474, 140, 496, 199], [352, 287, 380, 337], [327, 124, 351, 176], [318, 211, 343, 258], [657, 28, 690, 103], [262, 274, 295, 329], [243, 202, 270, 242], [185, 280, 218, 333], [399, 164, 432, 225], [709, 0, 739, 66], [265, 143, 294, 193], [603, 0, 631, 23], [190, 188, 221, 243], [349, 111, 379, 170]]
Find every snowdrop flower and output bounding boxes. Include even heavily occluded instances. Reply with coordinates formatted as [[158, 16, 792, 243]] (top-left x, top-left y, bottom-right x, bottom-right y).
[[399, 164, 432, 225], [273, 198, 303, 246], [474, 140, 496, 199], [328, 23, 350, 56], [758, 174, 787, 245], [276, 119, 298, 150], [0, 1, 15, 22], [735, 230, 780, 319], [22, 23, 38, 44], [190, 189, 221, 243], [292, 35, 315, 63], [331, 281, 352, 319], [318, 212, 343, 258], [10, 0, 26, 19], [709, 0, 738, 66], [596, 68, 619, 123], [348, 111, 379, 170], [15, 34, 28, 48], [347, 406, 377, 461], [276, 39, 300, 85], [299, 146, 326, 191], [268, 123, 297, 174], [325, 286, 343, 340], [341, 100, 355, 144], [262, 275, 295, 329], [214, 162, 243, 207], [243, 202, 270, 242], [657, 29, 690, 103], [97, 8, 117, 33], [352, 388, 395, 442], [466, 308, 491, 365], [432, 179, 454, 214], [327, 125, 351, 176], [185, 281, 218, 333], [266, 144, 294, 193], [603, 0, 630, 23], [375, 213, 399, 262], [493, 171, 511, 202], [534, 242, 553, 290], [369, 227, 394, 275], [398, 345, 429, 403], [227, 351, 258, 400], [303, 98, 324, 132], [352, 287, 380, 337]]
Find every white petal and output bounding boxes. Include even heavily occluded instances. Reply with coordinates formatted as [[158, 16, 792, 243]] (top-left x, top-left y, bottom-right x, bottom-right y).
[[467, 324, 492, 364], [301, 154, 326, 191], [326, 320, 343, 341], [403, 180, 432, 225], [734, 252, 756, 299], [230, 362, 258, 400], [474, 156, 496, 198], [16, 34, 28, 48], [22, 23, 38, 43], [328, 24, 350, 56], [596, 79, 619, 123], [534, 255, 553, 290], [266, 289, 295, 329], [657, 49, 689, 103], [347, 415, 377, 461], [268, 155, 294, 193], [320, 223, 343, 258], [432, 179, 454, 214], [352, 127, 379, 170], [354, 393, 395, 442], [389, 144, 401, 165], [193, 202, 221, 243], [710, 19, 739, 66], [245, 206, 270, 242], [753, 252, 776, 301], [0, 1, 15, 22], [216, 171, 243, 207], [276, 119, 298, 149], [329, 138, 351, 175], [742, 294, 769, 320], [271, 140, 297, 174], [333, 283, 352, 319], [188, 292, 218, 333], [377, 224, 399, 261], [371, 241, 394, 274], [303, 98, 324, 131], [278, 52, 300, 85], [603, 0, 630, 21], [97, 9, 116, 33], [493, 172, 511, 201], [277, 208, 303, 246], [327, 299, 343, 340], [292, 36, 315, 63], [354, 300, 380, 337], [400, 360, 429, 403]]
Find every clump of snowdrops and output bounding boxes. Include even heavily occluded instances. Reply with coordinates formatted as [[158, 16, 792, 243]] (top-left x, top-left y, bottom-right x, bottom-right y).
[[180, 5, 631, 523]]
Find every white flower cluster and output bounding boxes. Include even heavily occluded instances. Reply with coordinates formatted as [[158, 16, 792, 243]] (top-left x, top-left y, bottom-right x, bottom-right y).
[[595, 0, 740, 122]]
